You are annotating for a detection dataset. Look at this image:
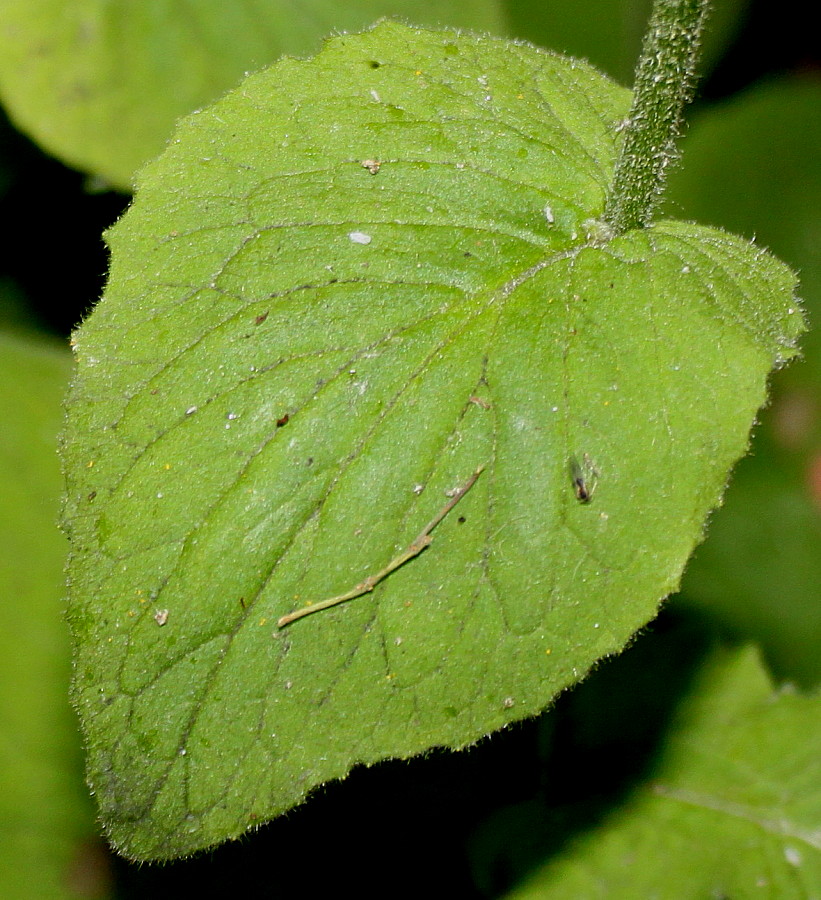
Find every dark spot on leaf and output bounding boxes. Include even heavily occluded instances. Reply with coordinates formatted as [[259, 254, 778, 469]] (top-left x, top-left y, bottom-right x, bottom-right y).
[[457, 515, 466, 524], [463, 251, 473, 257], [368, 60, 381, 68], [276, 414, 290, 428], [87, 491, 97, 501], [254, 311, 269, 325], [306, 457, 314, 466]]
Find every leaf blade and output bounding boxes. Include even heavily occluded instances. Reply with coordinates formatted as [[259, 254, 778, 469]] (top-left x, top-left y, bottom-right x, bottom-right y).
[[62, 23, 803, 858]]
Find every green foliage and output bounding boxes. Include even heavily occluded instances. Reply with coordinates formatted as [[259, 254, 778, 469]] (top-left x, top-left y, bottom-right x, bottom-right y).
[[506, 647, 821, 898], [61, 21, 802, 859], [1, 0, 818, 892], [0, 0, 506, 190], [0, 332, 105, 899], [667, 77, 821, 686]]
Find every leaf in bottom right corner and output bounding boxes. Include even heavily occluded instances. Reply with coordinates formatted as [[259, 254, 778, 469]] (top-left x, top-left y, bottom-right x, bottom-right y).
[[505, 646, 821, 899]]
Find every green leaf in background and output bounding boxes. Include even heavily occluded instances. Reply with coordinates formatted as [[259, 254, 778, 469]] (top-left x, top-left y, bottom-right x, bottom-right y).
[[0, 276, 34, 335], [62, 22, 802, 859], [0, 0, 506, 190], [666, 77, 821, 686], [504, 646, 821, 898], [0, 331, 109, 899], [505, 0, 750, 86]]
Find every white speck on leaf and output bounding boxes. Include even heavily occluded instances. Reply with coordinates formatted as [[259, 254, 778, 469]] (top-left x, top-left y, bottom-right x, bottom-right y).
[[154, 609, 169, 626], [785, 847, 802, 867], [544, 204, 554, 224], [185, 406, 197, 415], [349, 231, 372, 245]]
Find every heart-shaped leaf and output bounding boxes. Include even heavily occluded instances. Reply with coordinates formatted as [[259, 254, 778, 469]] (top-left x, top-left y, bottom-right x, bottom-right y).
[[62, 22, 803, 859]]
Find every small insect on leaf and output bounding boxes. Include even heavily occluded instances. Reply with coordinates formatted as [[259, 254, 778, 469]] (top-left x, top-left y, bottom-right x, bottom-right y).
[[570, 453, 599, 503]]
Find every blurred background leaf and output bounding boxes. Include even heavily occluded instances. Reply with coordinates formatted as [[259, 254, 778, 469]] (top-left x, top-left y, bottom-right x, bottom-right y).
[[666, 76, 821, 687], [503, 646, 821, 898], [0, 0, 507, 190], [504, 0, 751, 85], [0, 329, 111, 899]]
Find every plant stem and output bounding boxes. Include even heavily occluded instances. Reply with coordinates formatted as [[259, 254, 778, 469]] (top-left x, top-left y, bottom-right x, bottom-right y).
[[277, 466, 484, 627], [604, 0, 710, 234]]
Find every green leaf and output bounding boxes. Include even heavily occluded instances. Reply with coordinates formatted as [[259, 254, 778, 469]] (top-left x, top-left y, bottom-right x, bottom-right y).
[[681, 446, 821, 687], [0, 331, 107, 899], [0, 0, 506, 189], [61, 22, 802, 859], [504, 646, 821, 898], [666, 77, 821, 686]]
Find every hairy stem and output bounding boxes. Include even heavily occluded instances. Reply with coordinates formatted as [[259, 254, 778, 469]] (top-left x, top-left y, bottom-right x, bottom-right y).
[[604, 0, 710, 234]]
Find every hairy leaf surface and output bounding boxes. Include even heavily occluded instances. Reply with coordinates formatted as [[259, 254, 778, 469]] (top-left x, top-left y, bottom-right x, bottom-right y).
[[62, 23, 803, 858]]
